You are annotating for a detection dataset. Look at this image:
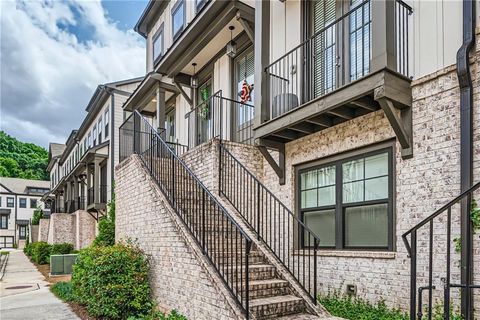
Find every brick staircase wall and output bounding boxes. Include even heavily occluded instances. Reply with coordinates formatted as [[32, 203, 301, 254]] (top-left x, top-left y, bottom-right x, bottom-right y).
[[115, 154, 245, 320]]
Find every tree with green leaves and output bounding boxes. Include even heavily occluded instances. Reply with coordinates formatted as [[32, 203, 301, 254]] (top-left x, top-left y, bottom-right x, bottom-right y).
[[0, 131, 49, 180]]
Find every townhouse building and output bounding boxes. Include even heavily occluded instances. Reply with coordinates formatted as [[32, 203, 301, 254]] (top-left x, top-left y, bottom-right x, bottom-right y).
[[44, 77, 141, 249], [0, 177, 49, 249], [115, 0, 480, 319]]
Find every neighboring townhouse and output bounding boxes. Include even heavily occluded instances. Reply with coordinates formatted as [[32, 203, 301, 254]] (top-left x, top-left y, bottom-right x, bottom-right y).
[[45, 77, 141, 249], [0, 177, 49, 248], [115, 0, 480, 319]]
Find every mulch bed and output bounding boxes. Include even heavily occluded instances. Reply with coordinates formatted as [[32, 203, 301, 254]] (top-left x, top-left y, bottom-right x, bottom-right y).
[[29, 258, 96, 320]]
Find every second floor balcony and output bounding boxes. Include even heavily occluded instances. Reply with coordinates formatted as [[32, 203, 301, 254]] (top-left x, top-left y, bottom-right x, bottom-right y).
[[255, 0, 413, 159], [185, 91, 254, 148]]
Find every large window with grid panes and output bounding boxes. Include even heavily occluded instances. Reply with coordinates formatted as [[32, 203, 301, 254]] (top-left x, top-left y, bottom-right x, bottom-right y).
[[297, 145, 393, 250]]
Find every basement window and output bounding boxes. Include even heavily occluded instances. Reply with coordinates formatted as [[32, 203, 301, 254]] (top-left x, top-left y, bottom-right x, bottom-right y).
[[297, 145, 394, 251]]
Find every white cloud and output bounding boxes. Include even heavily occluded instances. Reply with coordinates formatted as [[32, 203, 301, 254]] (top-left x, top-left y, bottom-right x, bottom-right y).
[[0, 0, 145, 148]]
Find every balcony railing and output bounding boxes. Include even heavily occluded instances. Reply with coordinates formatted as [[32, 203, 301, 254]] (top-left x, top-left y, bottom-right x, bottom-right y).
[[120, 118, 188, 162], [87, 186, 108, 205], [265, 0, 412, 120], [185, 91, 254, 148]]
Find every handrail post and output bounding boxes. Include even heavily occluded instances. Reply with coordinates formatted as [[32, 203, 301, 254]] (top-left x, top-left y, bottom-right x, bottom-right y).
[[313, 237, 318, 304], [245, 240, 252, 320], [410, 230, 417, 320], [133, 113, 140, 154], [256, 182, 261, 240], [202, 189, 206, 253]]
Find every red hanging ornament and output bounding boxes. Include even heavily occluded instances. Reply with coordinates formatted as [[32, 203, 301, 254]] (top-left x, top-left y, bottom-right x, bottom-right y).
[[239, 80, 254, 103]]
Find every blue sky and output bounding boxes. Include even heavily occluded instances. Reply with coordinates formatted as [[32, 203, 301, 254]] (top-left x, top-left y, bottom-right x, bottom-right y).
[[0, 0, 149, 148]]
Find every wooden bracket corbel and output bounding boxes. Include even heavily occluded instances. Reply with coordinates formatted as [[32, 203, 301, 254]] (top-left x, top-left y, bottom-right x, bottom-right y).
[[256, 138, 285, 185], [375, 87, 413, 159], [173, 82, 193, 107], [236, 11, 254, 42]]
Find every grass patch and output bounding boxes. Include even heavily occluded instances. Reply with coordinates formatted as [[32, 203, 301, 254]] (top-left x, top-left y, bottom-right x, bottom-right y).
[[319, 294, 408, 320], [51, 281, 75, 302], [1, 251, 9, 255], [319, 294, 463, 320]]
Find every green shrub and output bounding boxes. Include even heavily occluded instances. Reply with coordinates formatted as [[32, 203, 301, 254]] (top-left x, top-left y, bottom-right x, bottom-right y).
[[93, 190, 115, 247], [72, 243, 152, 319], [50, 243, 74, 255], [127, 310, 188, 320], [318, 294, 408, 320], [32, 242, 51, 264], [32, 208, 43, 225], [23, 243, 33, 256], [51, 281, 75, 302]]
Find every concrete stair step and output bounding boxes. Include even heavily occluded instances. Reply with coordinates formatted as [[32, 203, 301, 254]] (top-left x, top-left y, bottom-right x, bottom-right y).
[[250, 295, 305, 319]]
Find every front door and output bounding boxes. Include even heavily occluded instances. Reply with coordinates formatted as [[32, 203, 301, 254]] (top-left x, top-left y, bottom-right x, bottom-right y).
[[196, 79, 212, 145], [100, 164, 107, 203], [234, 47, 254, 144], [19, 225, 26, 240]]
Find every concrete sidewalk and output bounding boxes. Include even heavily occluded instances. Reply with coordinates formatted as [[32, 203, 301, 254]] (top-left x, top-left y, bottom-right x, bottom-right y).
[[0, 250, 80, 320]]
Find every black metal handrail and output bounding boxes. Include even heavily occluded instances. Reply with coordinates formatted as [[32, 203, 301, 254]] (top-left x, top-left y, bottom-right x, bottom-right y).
[[219, 143, 320, 303], [185, 90, 223, 148], [185, 90, 255, 148], [120, 113, 189, 161], [265, 0, 412, 120], [87, 187, 94, 205], [402, 181, 480, 320], [120, 111, 253, 318]]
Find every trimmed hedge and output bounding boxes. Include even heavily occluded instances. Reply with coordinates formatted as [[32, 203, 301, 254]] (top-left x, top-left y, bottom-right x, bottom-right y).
[[50, 243, 74, 255], [32, 242, 51, 264], [51, 281, 75, 302], [72, 243, 153, 319], [24, 242, 74, 264]]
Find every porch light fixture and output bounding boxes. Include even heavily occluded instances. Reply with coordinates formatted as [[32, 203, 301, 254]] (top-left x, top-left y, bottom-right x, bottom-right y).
[[226, 26, 237, 58], [78, 173, 87, 182], [191, 63, 198, 88]]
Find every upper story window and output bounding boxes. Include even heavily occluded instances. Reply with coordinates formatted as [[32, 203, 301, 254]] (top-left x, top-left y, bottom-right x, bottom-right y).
[[0, 197, 2, 207], [30, 198, 37, 208], [195, 0, 206, 12], [93, 125, 97, 146], [98, 117, 103, 144], [104, 109, 110, 138], [88, 132, 92, 148], [172, 0, 185, 41], [153, 24, 164, 62], [297, 146, 393, 251], [7, 197, 14, 208], [83, 138, 87, 154], [19, 198, 26, 208]]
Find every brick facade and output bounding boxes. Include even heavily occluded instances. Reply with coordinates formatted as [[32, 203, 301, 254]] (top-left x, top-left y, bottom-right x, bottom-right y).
[[38, 218, 49, 242], [171, 51, 480, 311], [115, 155, 245, 320], [41, 211, 96, 249]]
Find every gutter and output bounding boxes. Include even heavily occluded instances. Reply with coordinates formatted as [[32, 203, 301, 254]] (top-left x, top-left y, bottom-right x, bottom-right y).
[[457, 0, 475, 318]]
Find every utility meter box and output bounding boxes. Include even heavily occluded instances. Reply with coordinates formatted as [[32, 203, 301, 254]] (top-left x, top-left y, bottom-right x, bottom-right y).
[[50, 254, 78, 275]]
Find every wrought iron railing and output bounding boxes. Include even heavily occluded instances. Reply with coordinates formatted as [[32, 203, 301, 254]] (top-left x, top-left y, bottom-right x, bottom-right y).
[[120, 115, 188, 161], [402, 181, 480, 320], [185, 91, 254, 148], [265, 0, 412, 120], [120, 111, 253, 318], [77, 196, 85, 210], [219, 143, 320, 303], [87, 187, 94, 205]]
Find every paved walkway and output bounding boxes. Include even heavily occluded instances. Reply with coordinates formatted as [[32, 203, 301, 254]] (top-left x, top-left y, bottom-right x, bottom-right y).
[[0, 250, 80, 320]]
